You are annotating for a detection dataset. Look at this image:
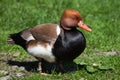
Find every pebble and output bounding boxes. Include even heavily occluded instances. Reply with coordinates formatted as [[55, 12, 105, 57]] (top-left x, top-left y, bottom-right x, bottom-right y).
[[0, 70, 9, 75], [19, 66, 25, 71], [16, 72, 24, 77], [11, 66, 18, 70], [13, 52, 20, 57], [0, 75, 10, 80]]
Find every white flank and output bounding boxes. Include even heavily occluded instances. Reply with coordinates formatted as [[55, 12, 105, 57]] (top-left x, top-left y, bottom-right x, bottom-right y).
[[56, 25, 61, 35], [27, 44, 55, 63], [26, 36, 35, 41]]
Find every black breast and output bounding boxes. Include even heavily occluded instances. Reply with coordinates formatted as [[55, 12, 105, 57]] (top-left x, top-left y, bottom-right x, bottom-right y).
[[52, 28, 86, 62]]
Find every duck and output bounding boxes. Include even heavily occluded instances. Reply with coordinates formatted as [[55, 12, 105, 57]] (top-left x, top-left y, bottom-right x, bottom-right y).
[[7, 9, 92, 73]]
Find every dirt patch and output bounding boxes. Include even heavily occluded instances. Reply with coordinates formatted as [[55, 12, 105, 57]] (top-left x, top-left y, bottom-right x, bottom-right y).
[[0, 52, 85, 79], [0, 52, 38, 80], [95, 50, 120, 56], [1, 50, 119, 79]]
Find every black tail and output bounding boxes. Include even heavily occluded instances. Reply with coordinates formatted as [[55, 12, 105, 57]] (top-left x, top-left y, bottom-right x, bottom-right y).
[[7, 34, 17, 44], [7, 33, 26, 49]]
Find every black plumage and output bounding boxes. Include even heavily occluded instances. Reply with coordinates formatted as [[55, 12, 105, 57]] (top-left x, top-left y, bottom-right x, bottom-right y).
[[53, 28, 86, 62]]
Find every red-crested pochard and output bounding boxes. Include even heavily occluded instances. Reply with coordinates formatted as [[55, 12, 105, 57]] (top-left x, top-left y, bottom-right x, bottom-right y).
[[8, 9, 92, 73]]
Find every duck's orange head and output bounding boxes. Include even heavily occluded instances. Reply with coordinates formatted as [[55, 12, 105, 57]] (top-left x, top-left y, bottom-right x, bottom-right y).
[[60, 9, 92, 32]]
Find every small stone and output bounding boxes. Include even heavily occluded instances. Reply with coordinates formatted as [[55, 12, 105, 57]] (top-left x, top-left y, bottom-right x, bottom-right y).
[[13, 52, 20, 57], [105, 51, 117, 56], [0, 75, 10, 80], [0, 52, 8, 56], [19, 67, 25, 71], [11, 66, 18, 70], [16, 72, 24, 77], [0, 70, 9, 75], [93, 63, 99, 67], [40, 72, 48, 76]]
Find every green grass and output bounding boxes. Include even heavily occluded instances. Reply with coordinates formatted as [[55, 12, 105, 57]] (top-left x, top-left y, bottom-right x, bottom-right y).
[[9, 55, 120, 80], [0, 0, 120, 80]]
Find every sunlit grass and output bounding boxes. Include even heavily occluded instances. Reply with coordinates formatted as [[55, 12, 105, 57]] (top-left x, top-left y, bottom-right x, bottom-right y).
[[0, 0, 120, 79]]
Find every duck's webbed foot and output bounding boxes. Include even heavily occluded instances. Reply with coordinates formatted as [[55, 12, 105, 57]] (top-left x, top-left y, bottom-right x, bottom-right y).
[[35, 57, 48, 75], [38, 61, 42, 73], [58, 62, 66, 73]]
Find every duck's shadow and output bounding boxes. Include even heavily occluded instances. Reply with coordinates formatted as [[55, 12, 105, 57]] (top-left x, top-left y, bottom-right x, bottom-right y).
[[7, 60, 86, 74]]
